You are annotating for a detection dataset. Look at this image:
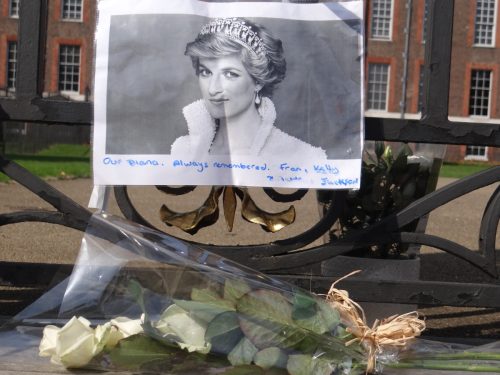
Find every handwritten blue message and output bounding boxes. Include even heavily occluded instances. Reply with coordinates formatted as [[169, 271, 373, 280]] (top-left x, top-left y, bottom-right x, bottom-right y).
[[101, 157, 359, 188]]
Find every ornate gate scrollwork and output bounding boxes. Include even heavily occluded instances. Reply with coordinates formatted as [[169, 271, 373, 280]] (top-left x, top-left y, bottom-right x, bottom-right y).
[[158, 186, 295, 234]]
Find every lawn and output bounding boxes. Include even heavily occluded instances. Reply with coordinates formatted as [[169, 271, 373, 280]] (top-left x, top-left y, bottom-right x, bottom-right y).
[[0, 144, 495, 183], [439, 162, 495, 179], [0, 144, 91, 183]]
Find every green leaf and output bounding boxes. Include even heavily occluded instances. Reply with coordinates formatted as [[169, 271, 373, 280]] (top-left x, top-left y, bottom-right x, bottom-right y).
[[238, 317, 305, 350], [254, 347, 288, 370], [287, 354, 336, 375], [391, 148, 409, 174], [221, 365, 265, 374], [237, 289, 293, 325], [191, 287, 235, 310], [107, 334, 171, 370], [382, 145, 393, 165], [224, 278, 251, 304], [316, 299, 341, 332], [174, 299, 232, 324], [292, 294, 339, 335], [228, 337, 259, 366], [236, 289, 305, 350], [128, 280, 148, 319], [375, 141, 385, 160], [205, 311, 244, 355], [292, 292, 317, 320]]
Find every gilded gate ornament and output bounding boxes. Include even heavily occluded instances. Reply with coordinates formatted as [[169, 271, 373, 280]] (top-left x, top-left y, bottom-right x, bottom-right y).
[[159, 186, 295, 234]]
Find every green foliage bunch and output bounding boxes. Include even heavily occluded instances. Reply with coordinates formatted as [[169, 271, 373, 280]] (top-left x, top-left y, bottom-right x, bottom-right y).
[[331, 142, 438, 258]]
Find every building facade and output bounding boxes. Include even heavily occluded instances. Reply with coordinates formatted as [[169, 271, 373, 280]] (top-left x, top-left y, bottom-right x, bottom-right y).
[[0, 0, 95, 100], [0, 0, 498, 162], [366, 0, 500, 163]]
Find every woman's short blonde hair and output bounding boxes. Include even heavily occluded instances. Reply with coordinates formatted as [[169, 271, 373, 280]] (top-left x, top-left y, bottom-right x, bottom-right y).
[[185, 18, 286, 98]]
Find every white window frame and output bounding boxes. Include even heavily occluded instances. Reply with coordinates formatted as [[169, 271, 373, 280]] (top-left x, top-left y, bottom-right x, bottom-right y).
[[6, 41, 18, 92], [61, 0, 83, 22], [367, 63, 391, 112], [370, 0, 394, 41], [473, 0, 497, 47], [468, 69, 492, 118], [465, 146, 488, 161], [58, 44, 81, 97], [9, 0, 20, 18]]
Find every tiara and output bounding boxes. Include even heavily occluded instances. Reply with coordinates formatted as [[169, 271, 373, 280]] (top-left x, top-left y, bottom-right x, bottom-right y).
[[199, 18, 267, 57]]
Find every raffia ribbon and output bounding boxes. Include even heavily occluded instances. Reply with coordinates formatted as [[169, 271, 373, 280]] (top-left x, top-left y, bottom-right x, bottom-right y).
[[325, 271, 426, 374]]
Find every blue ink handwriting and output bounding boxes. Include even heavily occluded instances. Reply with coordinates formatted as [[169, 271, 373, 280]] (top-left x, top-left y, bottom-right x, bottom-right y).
[[313, 164, 340, 175], [103, 157, 122, 165], [321, 177, 359, 187], [126, 159, 159, 167], [173, 160, 208, 173], [279, 163, 305, 173], [212, 162, 268, 171]]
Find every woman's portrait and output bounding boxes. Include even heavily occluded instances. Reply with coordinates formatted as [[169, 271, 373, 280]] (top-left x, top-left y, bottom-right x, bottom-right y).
[[99, 2, 364, 187], [170, 18, 328, 159]]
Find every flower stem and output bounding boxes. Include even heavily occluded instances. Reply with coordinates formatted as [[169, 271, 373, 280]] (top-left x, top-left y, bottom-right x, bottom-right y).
[[389, 359, 500, 373], [418, 352, 500, 361]]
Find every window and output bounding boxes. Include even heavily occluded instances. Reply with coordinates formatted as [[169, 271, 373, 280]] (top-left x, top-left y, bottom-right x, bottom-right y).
[[367, 63, 390, 110], [9, 0, 20, 18], [58, 45, 80, 92], [474, 0, 497, 46], [371, 0, 393, 40], [466, 146, 487, 160], [7, 41, 18, 91], [62, 0, 82, 21], [469, 69, 491, 117]]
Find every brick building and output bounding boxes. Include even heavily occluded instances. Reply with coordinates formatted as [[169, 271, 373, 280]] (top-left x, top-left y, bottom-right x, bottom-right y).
[[0, 0, 95, 100], [0, 0, 498, 162], [366, 0, 499, 163]]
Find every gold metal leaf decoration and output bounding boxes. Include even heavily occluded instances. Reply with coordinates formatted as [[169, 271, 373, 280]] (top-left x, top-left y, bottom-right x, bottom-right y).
[[159, 186, 296, 234], [240, 188, 296, 233], [159, 186, 223, 234], [223, 186, 237, 231]]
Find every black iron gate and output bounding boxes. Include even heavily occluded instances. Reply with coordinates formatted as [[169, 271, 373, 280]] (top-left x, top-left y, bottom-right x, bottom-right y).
[[0, 0, 499, 309]]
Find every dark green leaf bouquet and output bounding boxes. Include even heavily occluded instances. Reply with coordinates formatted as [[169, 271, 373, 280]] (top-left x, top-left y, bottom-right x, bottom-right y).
[[6, 213, 500, 374], [330, 142, 442, 258]]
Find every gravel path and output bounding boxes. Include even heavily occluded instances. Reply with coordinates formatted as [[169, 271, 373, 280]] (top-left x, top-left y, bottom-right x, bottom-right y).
[[0, 177, 499, 339]]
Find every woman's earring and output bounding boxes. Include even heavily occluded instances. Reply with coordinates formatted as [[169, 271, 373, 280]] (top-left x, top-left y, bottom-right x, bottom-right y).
[[255, 91, 261, 105]]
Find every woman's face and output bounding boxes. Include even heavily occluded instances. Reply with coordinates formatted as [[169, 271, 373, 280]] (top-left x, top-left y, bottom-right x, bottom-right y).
[[197, 55, 259, 121]]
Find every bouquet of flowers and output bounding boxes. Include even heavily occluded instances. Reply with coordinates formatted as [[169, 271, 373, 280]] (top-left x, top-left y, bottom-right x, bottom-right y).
[[3, 213, 500, 374]]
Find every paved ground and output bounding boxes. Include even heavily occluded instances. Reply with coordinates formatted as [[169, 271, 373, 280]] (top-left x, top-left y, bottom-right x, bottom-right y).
[[0, 177, 499, 341]]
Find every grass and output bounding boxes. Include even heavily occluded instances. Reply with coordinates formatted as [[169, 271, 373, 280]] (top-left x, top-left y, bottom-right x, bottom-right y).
[[0, 144, 91, 183], [439, 162, 495, 179], [0, 144, 496, 183]]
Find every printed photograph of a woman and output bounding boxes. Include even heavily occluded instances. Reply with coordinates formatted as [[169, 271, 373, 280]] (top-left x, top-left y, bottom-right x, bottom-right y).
[[171, 18, 328, 159]]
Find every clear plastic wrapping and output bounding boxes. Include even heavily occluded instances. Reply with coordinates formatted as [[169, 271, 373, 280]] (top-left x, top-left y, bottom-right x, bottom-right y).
[[2, 213, 500, 374]]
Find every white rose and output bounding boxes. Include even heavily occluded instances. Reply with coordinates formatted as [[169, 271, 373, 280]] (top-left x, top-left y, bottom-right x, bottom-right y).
[[38, 325, 59, 358], [155, 305, 211, 354], [39, 316, 97, 368], [105, 316, 144, 349], [39, 315, 144, 368], [111, 316, 144, 337]]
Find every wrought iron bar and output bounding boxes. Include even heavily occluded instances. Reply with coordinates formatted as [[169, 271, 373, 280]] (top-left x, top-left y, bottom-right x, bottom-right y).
[[421, 0, 453, 124], [281, 275, 500, 308], [0, 156, 91, 231], [225, 167, 500, 275], [16, 0, 46, 98]]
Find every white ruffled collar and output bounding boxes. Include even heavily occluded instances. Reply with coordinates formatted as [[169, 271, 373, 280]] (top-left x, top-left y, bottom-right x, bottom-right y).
[[181, 97, 277, 156]]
